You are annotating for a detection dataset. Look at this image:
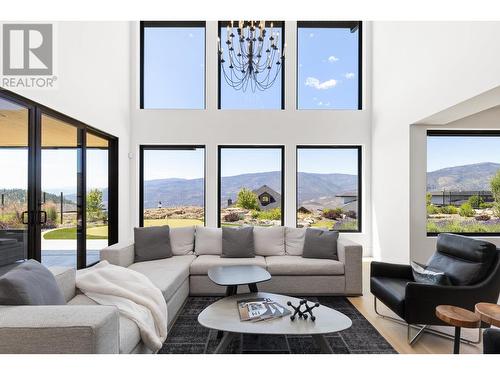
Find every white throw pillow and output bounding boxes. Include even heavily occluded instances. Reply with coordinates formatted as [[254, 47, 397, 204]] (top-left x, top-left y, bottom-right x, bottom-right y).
[[285, 227, 306, 256], [169, 226, 195, 255], [253, 226, 285, 256], [195, 226, 222, 255]]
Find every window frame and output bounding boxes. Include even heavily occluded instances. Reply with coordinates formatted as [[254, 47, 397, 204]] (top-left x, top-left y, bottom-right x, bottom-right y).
[[217, 21, 286, 110], [296, 145, 362, 232], [139, 145, 207, 227], [217, 145, 285, 227], [140, 21, 207, 110], [296, 21, 362, 111], [426, 129, 500, 237]]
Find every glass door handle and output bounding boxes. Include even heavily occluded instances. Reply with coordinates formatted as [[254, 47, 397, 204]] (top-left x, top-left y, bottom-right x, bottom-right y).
[[38, 210, 47, 224], [21, 211, 29, 224]]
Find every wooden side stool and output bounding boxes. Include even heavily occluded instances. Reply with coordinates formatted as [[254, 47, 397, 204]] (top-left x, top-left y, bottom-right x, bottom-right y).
[[475, 302, 500, 327], [436, 305, 481, 354]]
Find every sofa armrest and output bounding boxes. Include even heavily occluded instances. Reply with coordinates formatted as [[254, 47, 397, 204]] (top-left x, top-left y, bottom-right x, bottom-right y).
[[370, 261, 413, 280], [0, 305, 119, 354], [337, 238, 362, 295], [50, 267, 76, 302], [100, 242, 135, 267]]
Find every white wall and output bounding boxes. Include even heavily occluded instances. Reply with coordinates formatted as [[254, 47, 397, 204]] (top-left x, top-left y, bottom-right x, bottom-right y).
[[372, 21, 500, 263], [8, 21, 132, 243], [129, 21, 374, 253]]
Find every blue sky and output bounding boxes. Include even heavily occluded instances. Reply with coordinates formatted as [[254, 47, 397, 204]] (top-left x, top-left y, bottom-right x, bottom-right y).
[[220, 148, 282, 176], [298, 27, 359, 110], [143, 27, 205, 109], [144, 148, 204, 180], [427, 136, 500, 172], [298, 148, 358, 175]]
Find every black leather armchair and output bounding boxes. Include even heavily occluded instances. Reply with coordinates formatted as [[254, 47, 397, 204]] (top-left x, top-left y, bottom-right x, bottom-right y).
[[483, 328, 500, 354], [370, 234, 500, 343]]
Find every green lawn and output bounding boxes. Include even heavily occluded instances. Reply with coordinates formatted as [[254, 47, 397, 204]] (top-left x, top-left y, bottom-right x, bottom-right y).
[[43, 226, 108, 240], [144, 218, 204, 227]]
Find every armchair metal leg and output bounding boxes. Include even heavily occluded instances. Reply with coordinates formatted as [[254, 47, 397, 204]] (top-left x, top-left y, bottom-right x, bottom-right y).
[[374, 297, 482, 346]]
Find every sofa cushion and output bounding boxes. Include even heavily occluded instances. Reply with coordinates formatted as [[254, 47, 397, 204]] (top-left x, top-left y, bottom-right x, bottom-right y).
[[190, 255, 266, 275], [170, 226, 195, 255], [50, 267, 76, 302], [68, 294, 140, 354], [128, 255, 195, 301], [221, 226, 254, 258], [370, 276, 408, 319], [427, 233, 497, 286], [285, 227, 305, 256], [0, 260, 66, 305], [265, 255, 344, 276], [134, 226, 172, 262], [195, 227, 222, 255], [253, 226, 285, 256], [302, 228, 339, 260]]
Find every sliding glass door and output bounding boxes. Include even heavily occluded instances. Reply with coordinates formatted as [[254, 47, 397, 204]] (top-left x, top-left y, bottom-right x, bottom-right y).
[[0, 90, 118, 269]]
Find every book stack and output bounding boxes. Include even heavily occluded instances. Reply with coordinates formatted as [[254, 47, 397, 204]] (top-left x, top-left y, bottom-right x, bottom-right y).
[[237, 297, 291, 322]]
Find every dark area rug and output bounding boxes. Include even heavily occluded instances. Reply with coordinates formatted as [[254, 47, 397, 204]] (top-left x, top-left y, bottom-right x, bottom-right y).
[[159, 296, 397, 354]]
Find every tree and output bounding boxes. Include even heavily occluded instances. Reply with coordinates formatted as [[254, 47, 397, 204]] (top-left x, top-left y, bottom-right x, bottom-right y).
[[468, 194, 484, 209], [236, 188, 260, 210], [490, 170, 500, 217], [87, 189, 105, 222]]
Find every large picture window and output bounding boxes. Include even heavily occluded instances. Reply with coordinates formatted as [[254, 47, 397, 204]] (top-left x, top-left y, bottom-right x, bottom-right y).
[[297, 21, 361, 110], [218, 21, 284, 110], [140, 146, 205, 227], [427, 131, 500, 235], [218, 146, 284, 226], [297, 146, 361, 232], [141, 21, 206, 109]]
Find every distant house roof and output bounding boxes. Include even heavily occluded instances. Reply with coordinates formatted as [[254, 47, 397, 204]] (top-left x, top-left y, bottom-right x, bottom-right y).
[[253, 185, 281, 210], [336, 192, 358, 198]]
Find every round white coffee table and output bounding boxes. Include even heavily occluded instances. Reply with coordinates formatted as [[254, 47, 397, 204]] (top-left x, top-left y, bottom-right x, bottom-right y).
[[207, 265, 271, 296], [198, 292, 352, 354]]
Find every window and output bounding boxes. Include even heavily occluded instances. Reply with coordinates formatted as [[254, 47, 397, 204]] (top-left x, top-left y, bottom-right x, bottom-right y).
[[218, 146, 284, 226], [297, 146, 361, 232], [297, 21, 361, 110], [141, 21, 205, 109], [140, 146, 205, 227], [427, 131, 500, 236], [218, 21, 284, 109]]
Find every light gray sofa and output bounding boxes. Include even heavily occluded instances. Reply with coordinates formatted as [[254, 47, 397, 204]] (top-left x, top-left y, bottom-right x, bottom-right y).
[[0, 226, 362, 354]]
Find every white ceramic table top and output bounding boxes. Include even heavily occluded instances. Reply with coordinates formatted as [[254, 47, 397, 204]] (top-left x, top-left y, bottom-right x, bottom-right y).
[[207, 265, 271, 286], [198, 292, 352, 335]]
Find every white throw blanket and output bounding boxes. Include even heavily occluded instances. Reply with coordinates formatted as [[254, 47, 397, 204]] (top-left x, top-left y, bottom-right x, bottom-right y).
[[76, 260, 168, 352]]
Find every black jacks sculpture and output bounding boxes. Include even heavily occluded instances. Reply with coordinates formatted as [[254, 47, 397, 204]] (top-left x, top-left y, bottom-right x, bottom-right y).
[[287, 299, 320, 321]]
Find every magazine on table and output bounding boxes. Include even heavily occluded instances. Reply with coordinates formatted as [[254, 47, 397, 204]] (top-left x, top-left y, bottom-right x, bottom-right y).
[[237, 297, 291, 322]]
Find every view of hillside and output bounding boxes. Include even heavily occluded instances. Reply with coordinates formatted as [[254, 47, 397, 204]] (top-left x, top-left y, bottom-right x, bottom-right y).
[[426, 162, 500, 191]]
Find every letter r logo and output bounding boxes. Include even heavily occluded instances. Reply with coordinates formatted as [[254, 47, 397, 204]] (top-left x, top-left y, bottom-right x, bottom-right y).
[[3, 24, 53, 75]]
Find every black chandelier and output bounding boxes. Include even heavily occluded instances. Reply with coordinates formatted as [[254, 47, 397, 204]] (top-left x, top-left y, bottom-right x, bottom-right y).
[[218, 21, 285, 92]]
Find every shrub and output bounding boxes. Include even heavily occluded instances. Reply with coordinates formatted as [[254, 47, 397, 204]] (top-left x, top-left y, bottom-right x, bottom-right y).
[[459, 202, 475, 217], [323, 208, 343, 220], [480, 202, 494, 209], [426, 193, 432, 206], [257, 208, 281, 221], [250, 210, 260, 219], [236, 188, 260, 210], [223, 212, 241, 222], [494, 203, 500, 218], [468, 195, 484, 208], [345, 210, 357, 219], [427, 204, 440, 215], [475, 214, 491, 221], [440, 205, 458, 215], [491, 170, 500, 203]]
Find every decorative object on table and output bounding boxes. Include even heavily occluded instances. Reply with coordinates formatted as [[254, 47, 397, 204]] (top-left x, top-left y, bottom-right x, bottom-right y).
[[435, 305, 480, 354], [287, 299, 320, 321], [237, 297, 290, 322], [218, 21, 285, 92]]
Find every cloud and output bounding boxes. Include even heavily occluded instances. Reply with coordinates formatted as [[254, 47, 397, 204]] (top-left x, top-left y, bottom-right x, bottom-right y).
[[328, 55, 339, 62], [344, 72, 355, 79], [305, 77, 338, 90]]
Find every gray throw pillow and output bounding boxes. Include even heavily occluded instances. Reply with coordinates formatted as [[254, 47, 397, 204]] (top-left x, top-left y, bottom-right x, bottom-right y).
[[134, 225, 173, 262], [221, 226, 255, 258], [0, 259, 66, 305], [302, 228, 339, 260], [411, 261, 451, 286]]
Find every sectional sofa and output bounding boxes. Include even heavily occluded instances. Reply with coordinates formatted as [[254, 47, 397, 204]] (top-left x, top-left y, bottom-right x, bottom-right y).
[[0, 226, 362, 354]]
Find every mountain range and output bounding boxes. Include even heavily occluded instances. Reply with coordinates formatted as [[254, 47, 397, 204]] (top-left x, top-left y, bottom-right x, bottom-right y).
[[426, 162, 500, 191]]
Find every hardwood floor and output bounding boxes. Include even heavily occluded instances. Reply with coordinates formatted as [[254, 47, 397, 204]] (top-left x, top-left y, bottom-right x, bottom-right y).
[[347, 259, 483, 354]]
